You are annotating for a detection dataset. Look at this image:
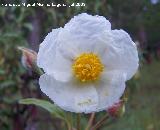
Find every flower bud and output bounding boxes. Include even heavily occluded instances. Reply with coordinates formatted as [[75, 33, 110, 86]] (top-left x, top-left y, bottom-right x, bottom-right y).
[[18, 46, 37, 69], [107, 100, 125, 118]]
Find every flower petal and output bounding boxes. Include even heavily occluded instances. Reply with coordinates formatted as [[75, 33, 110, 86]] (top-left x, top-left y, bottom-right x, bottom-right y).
[[51, 50, 72, 82], [53, 13, 111, 61], [37, 28, 73, 82], [39, 74, 99, 113], [94, 70, 126, 111], [37, 28, 61, 74], [58, 29, 109, 60], [65, 13, 111, 37], [101, 29, 139, 80]]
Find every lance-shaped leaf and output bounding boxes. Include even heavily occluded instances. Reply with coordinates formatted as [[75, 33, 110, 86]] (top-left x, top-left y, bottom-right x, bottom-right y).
[[19, 98, 66, 120]]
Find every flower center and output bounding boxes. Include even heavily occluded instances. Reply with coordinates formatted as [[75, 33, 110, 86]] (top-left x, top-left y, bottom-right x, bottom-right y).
[[72, 53, 104, 82]]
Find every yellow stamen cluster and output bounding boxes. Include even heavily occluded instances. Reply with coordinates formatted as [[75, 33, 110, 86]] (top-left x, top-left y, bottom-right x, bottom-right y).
[[72, 53, 104, 82]]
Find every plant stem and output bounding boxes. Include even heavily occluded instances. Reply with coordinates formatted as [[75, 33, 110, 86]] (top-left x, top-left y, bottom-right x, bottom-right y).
[[77, 113, 81, 130], [91, 114, 109, 130], [85, 113, 95, 130], [69, 113, 73, 129], [66, 120, 72, 130]]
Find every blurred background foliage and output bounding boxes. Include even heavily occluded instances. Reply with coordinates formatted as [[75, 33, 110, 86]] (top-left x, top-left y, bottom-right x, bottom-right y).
[[0, 0, 160, 130]]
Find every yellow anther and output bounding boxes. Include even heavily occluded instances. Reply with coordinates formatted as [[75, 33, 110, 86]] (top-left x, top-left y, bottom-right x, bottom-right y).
[[72, 53, 104, 82]]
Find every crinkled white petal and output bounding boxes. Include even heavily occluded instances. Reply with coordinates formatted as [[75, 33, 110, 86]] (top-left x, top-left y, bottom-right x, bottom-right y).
[[39, 74, 99, 113], [57, 29, 109, 59], [37, 28, 73, 82], [37, 28, 61, 74], [95, 70, 126, 111], [100, 29, 139, 80], [51, 50, 72, 82], [59, 13, 111, 56], [64, 13, 111, 37]]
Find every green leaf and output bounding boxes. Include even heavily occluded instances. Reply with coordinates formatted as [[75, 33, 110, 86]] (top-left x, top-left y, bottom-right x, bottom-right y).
[[23, 23, 33, 31], [19, 98, 65, 119], [0, 80, 16, 90]]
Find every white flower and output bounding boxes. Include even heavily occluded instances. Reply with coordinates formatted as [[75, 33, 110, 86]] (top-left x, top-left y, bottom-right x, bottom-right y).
[[37, 13, 139, 113]]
